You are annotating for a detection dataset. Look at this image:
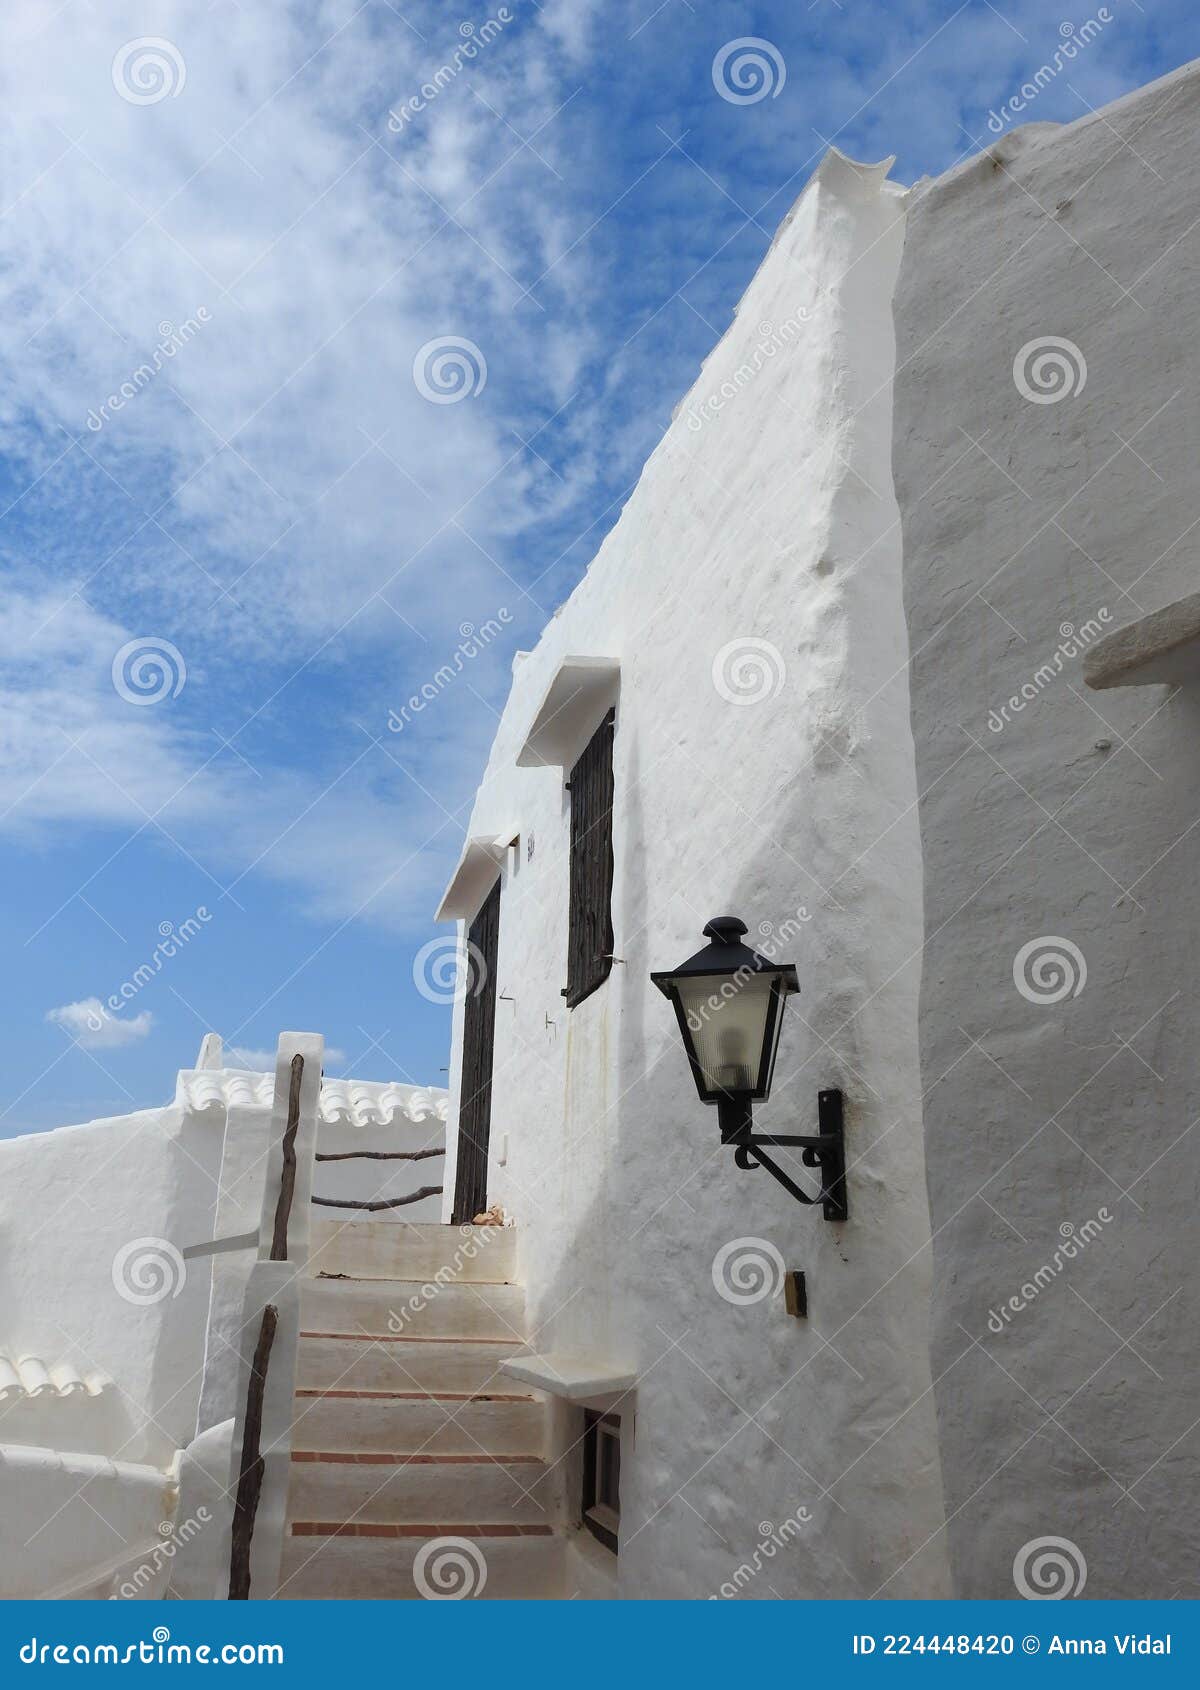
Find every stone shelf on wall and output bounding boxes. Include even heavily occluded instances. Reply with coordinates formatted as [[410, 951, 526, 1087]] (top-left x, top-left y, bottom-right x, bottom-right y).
[[1084, 590, 1200, 689], [500, 1350, 636, 1404]]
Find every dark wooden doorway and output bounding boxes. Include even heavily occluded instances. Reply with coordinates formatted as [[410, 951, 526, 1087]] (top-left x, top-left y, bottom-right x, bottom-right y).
[[451, 876, 501, 1224]]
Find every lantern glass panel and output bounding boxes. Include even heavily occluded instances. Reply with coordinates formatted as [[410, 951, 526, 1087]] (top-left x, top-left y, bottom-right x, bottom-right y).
[[675, 974, 778, 1096]]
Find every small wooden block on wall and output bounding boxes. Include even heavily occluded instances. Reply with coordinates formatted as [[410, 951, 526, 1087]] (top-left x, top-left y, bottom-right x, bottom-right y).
[[785, 1271, 807, 1319]]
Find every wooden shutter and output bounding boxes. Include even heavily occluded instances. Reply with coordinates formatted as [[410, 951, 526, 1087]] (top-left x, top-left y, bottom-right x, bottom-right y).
[[451, 877, 501, 1224], [564, 710, 615, 1009]]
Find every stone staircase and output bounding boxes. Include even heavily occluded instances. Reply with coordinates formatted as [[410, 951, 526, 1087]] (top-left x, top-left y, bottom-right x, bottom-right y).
[[277, 1220, 565, 1599]]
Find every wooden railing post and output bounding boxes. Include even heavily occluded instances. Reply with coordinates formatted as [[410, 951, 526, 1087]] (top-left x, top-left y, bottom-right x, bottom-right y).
[[227, 1303, 277, 1600], [269, 1054, 305, 1260], [225, 1032, 323, 1600]]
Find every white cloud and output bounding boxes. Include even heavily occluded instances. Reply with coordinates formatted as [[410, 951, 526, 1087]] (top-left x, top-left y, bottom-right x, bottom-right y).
[[0, 1, 594, 650], [0, 581, 465, 929], [47, 998, 154, 1049], [538, 0, 602, 62], [0, 1, 602, 939]]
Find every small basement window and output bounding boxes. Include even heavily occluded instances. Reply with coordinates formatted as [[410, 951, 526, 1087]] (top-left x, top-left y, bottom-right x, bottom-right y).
[[563, 709, 615, 1008], [582, 1410, 621, 1554]]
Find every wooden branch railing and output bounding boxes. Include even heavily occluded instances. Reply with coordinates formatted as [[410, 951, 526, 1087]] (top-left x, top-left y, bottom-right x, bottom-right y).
[[221, 1034, 446, 1596], [268, 1054, 304, 1261], [228, 1303, 277, 1600], [314, 1146, 444, 1163], [311, 1185, 443, 1211], [226, 1034, 321, 1601], [311, 1138, 444, 1209]]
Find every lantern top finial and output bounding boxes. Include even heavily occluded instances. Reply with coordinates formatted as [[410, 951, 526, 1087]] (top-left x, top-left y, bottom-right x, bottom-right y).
[[702, 915, 747, 943], [650, 914, 799, 998]]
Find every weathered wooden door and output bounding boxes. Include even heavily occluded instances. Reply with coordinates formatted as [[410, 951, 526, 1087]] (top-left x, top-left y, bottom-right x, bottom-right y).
[[451, 877, 501, 1224]]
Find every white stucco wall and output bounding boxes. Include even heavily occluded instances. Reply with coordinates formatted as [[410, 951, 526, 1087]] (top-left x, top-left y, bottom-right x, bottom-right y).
[[0, 1105, 222, 1468], [0, 1044, 447, 1598], [0, 1443, 176, 1599], [0, 1103, 221, 1597], [442, 151, 949, 1599], [894, 60, 1200, 1598]]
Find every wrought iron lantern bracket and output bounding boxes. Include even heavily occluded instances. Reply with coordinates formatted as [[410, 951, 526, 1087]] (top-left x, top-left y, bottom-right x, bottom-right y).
[[719, 1089, 847, 1222]]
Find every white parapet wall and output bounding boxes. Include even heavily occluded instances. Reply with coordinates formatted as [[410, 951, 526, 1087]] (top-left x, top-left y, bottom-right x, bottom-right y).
[[440, 149, 950, 1599], [0, 1444, 177, 1600], [0, 1034, 447, 1599], [178, 1064, 448, 1216], [0, 1104, 223, 1471], [0, 1098, 222, 1598]]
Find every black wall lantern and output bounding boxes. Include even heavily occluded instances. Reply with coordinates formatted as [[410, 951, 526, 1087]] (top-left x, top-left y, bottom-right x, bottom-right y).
[[651, 916, 847, 1220]]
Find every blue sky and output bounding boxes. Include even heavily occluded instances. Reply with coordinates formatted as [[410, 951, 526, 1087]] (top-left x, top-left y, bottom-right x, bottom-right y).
[[0, 0, 1193, 1134]]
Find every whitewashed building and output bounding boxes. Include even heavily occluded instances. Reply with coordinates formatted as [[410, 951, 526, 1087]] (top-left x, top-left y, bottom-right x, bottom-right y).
[[4, 57, 1199, 1602], [430, 59, 1200, 1602]]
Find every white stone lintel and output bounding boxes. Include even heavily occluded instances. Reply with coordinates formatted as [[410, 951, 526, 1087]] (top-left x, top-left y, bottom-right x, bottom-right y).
[[435, 836, 507, 923], [515, 656, 620, 769]]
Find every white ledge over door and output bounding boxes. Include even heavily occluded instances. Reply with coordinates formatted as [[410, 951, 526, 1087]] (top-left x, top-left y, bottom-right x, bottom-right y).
[[499, 1351, 637, 1402], [436, 836, 508, 922], [1084, 591, 1200, 689], [516, 657, 620, 768]]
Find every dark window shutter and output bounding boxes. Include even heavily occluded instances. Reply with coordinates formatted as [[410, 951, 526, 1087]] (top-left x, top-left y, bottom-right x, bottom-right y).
[[564, 710, 615, 1009], [451, 877, 500, 1224]]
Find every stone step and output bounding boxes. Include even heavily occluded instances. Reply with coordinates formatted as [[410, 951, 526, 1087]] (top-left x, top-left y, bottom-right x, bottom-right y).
[[291, 1390, 544, 1456], [302, 1275, 523, 1341], [296, 1333, 523, 1395], [287, 1453, 558, 1525], [278, 1528, 565, 1600], [309, 1220, 514, 1284]]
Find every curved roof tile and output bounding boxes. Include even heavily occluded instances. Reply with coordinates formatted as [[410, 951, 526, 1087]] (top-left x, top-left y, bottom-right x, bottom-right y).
[[176, 1068, 449, 1127], [0, 1355, 113, 1404]]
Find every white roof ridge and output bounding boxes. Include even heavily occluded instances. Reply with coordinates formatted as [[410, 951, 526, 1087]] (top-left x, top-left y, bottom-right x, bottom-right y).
[[0, 1353, 113, 1403], [175, 1066, 449, 1126]]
